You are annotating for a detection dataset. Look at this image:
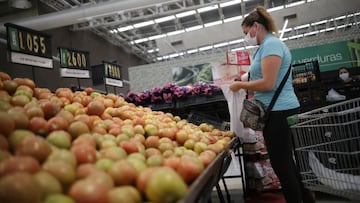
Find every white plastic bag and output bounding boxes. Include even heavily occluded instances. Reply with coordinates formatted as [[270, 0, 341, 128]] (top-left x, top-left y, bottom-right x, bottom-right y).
[[221, 84, 246, 141]]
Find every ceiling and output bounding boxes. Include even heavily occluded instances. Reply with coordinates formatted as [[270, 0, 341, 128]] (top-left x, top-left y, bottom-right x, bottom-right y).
[[0, 0, 359, 63]]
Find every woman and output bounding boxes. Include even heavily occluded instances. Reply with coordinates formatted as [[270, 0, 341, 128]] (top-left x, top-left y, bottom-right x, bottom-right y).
[[229, 6, 315, 203]]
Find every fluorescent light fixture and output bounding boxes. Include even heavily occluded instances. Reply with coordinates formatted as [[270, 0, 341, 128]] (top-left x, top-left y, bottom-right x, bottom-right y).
[[176, 10, 196, 18], [286, 0, 305, 8], [280, 18, 288, 40], [214, 42, 229, 48], [167, 30, 185, 36], [312, 20, 327, 25], [157, 57, 163, 61], [229, 39, 243, 44], [231, 47, 245, 51], [334, 15, 346, 21], [133, 38, 149, 44], [148, 48, 159, 53], [149, 34, 167, 40], [185, 25, 203, 32], [220, 0, 241, 8], [268, 6, 284, 12], [199, 45, 213, 51], [154, 15, 176, 23], [187, 49, 198, 54], [169, 53, 179, 58], [304, 31, 318, 36], [294, 24, 310, 30], [224, 16, 243, 23], [117, 25, 134, 32], [197, 5, 218, 13], [204, 20, 223, 27], [133, 20, 155, 28], [288, 34, 303, 40]]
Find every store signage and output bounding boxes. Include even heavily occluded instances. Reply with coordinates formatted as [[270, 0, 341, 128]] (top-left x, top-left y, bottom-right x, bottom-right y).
[[226, 51, 251, 65], [104, 61, 123, 87], [59, 47, 90, 78], [5, 23, 53, 68], [290, 40, 355, 72]]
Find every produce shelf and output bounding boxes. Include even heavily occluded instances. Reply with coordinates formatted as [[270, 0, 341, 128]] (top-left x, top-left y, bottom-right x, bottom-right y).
[[179, 137, 244, 203]]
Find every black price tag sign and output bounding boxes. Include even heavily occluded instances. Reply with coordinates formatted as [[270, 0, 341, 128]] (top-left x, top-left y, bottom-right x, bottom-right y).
[[59, 47, 90, 69], [104, 62, 121, 80], [5, 23, 53, 68], [104, 61, 123, 87], [6, 23, 52, 58]]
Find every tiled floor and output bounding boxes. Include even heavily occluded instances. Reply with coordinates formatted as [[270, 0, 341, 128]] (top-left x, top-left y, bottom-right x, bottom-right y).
[[210, 177, 358, 203]]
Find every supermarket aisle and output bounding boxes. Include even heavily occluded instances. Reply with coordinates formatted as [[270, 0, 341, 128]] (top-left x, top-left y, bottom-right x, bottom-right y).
[[210, 178, 356, 203]]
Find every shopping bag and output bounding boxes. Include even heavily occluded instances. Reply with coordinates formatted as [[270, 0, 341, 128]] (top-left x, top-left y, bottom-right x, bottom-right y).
[[221, 84, 246, 141]]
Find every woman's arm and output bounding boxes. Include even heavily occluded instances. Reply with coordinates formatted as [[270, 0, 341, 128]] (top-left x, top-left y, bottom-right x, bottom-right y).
[[229, 55, 282, 92]]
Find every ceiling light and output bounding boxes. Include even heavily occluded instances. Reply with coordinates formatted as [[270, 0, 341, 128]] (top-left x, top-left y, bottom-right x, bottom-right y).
[[223, 16, 243, 23], [9, 0, 32, 9], [133, 38, 149, 44], [117, 25, 134, 32], [167, 30, 185, 36], [229, 39, 243, 44], [286, 1, 305, 8], [185, 25, 203, 32], [199, 45, 213, 51], [154, 15, 176, 23], [187, 49, 198, 54], [176, 10, 196, 18], [204, 20, 222, 27], [133, 20, 155, 28], [197, 5, 218, 13], [267, 6, 284, 12], [214, 42, 229, 48], [148, 34, 167, 40], [220, 0, 241, 8]]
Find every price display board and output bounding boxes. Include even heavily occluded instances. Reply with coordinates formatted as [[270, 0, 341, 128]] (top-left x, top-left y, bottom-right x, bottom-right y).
[[104, 61, 123, 87], [5, 23, 53, 68], [59, 47, 90, 78]]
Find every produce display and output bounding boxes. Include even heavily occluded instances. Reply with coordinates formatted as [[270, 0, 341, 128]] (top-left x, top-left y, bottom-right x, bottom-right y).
[[0, 72, 235, 203]]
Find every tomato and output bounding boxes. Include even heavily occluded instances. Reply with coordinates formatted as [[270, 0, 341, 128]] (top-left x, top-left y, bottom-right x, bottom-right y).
[[0, 111, 15, 136], [15, 135, 52, 163], [108, 186, 142, 203], [33, 170, 63, 196], [0, 172, 43, 203], [28, 116, 49, 135], [0, 155, 40, 177], [48, 116, 69, 132], [42, 160, 76, 186], [70, 144, 97, 164], [68, 179, 108, 203]]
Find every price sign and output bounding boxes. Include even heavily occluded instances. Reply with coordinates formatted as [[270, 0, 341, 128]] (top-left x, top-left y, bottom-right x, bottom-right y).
[[104, 61, 123, 87], [59, 47, 90, 78], [60, 48, 89, 69], [5, 23, 53, 68]]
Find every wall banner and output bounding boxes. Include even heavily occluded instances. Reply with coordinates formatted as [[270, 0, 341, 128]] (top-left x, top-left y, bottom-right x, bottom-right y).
[[290, 39, 360, 72]]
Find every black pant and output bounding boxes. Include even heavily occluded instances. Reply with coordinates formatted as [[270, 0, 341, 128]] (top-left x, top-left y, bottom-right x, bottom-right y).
[[263, 108, 314, 203]]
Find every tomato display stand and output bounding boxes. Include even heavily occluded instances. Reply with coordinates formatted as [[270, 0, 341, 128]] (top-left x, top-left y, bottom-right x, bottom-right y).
[[178, 137, 245, 203]]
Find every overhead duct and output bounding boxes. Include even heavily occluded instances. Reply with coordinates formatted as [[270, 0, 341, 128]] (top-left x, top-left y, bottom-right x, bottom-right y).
[[0, 0, 167, 33]]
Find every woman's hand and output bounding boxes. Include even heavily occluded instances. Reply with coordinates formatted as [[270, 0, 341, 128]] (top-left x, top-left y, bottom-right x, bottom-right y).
[[229, 82, 242, 92]]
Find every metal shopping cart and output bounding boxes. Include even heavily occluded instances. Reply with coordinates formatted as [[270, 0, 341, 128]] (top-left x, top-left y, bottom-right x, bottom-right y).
[[288, 97, 360, 201]]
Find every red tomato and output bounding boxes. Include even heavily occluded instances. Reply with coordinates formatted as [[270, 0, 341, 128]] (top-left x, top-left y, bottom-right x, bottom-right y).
[[68, 179, 108, 203]]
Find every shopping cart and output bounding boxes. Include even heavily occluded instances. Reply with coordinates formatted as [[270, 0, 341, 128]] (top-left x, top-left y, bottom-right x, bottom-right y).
[[288, 97, 360, 201]]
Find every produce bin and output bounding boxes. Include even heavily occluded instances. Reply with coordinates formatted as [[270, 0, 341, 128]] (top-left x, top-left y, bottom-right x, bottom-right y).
[[179, 137, 241, 203]]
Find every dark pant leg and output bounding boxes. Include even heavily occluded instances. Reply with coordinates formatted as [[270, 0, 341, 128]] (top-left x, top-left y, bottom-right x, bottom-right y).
[[263, 108, 304, 203]]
